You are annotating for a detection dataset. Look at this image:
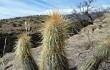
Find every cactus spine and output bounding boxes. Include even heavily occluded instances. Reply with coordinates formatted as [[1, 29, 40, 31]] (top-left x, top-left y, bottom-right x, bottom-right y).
[[80, 39, 110, 70], [39, 12, 69, 70], [15, 34, 38, 70]]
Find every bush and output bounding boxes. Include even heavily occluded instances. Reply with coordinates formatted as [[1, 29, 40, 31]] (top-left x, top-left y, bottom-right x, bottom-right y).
[[12, 23, 17, 27]]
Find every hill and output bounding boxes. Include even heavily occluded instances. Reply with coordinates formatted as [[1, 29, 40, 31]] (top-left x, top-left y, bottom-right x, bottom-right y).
[[0, 15, 48, 33]]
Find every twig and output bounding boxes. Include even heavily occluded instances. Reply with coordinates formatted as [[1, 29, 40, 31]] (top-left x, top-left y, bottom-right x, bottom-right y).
[[0, 37, 7, 69], [25, 22, 30, 35], [3, 37, 7, 56]]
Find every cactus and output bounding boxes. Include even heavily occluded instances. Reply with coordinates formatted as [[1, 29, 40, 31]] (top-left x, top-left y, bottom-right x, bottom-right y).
[[15, 34, 38, 70], [38, 11, 69, 70], [80, 39, 110, 70]]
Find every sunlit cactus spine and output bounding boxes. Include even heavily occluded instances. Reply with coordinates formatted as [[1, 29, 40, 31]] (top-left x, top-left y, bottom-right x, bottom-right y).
[[80, 39, 110, 70], [15, 34, 38, 70], [38, 11, 69, 70]]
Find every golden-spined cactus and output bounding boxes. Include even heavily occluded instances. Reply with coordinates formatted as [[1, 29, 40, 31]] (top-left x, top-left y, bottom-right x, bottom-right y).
[[80, 39, 110, 70], [15, 34, 38, 70], [38, 11, 69, 70]]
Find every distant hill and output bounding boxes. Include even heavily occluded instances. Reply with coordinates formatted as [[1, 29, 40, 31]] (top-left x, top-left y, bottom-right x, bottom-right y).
[[0, 15, 49, 33], [0, 15, 47, 24]]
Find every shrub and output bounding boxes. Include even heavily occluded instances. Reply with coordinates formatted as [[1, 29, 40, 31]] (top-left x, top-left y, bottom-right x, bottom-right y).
[[12, 23, 17, 27]]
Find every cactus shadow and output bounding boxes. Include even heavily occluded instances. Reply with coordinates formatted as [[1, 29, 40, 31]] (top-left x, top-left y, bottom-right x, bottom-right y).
[[70, 66, 77, 70]]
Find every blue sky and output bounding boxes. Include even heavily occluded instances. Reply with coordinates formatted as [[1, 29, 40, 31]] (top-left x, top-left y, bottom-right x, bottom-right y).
[[0, 0, 110, 19]]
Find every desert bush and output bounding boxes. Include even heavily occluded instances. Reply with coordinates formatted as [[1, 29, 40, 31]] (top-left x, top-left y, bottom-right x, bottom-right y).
[[66, 23, 76, 36], [0, 22, 2, 28], [18, 24, 22, 27], [38, 11, 69, 70], [12, 23, 17, 27]]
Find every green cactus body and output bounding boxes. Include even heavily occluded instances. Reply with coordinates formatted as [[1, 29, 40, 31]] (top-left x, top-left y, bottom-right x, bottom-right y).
[[22, 55, 38, 70], [15, 34, 38, 70], [39, 12, 69, 70], [80, 39, 110, 70]]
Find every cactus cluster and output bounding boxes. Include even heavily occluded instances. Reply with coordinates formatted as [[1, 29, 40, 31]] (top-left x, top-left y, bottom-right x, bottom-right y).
[[15, 34, 38, 70], [38, 11, 69, 70], [80, 39, 110, 70], [14, 11, 69, 70]]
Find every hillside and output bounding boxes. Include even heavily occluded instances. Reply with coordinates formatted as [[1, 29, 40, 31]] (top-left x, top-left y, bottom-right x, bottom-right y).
[[0, 13, 110, 70], [0, 15, 48, 56], [0, 15, 48, 33]]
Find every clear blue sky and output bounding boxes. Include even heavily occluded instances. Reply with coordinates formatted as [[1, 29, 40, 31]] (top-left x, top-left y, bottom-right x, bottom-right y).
[[0, 0, 110, 19]]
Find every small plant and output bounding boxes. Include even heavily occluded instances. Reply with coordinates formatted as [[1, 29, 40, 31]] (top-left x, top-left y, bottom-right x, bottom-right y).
[[12, 23, 17, 27], [18, 23, 22, 27], [38, 11, 69, 70], [15, 34, 38, 70], [80, 39, 110, 70]]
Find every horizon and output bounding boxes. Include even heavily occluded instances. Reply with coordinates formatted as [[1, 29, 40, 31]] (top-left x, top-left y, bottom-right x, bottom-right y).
[[0, 0, 110, 19]]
